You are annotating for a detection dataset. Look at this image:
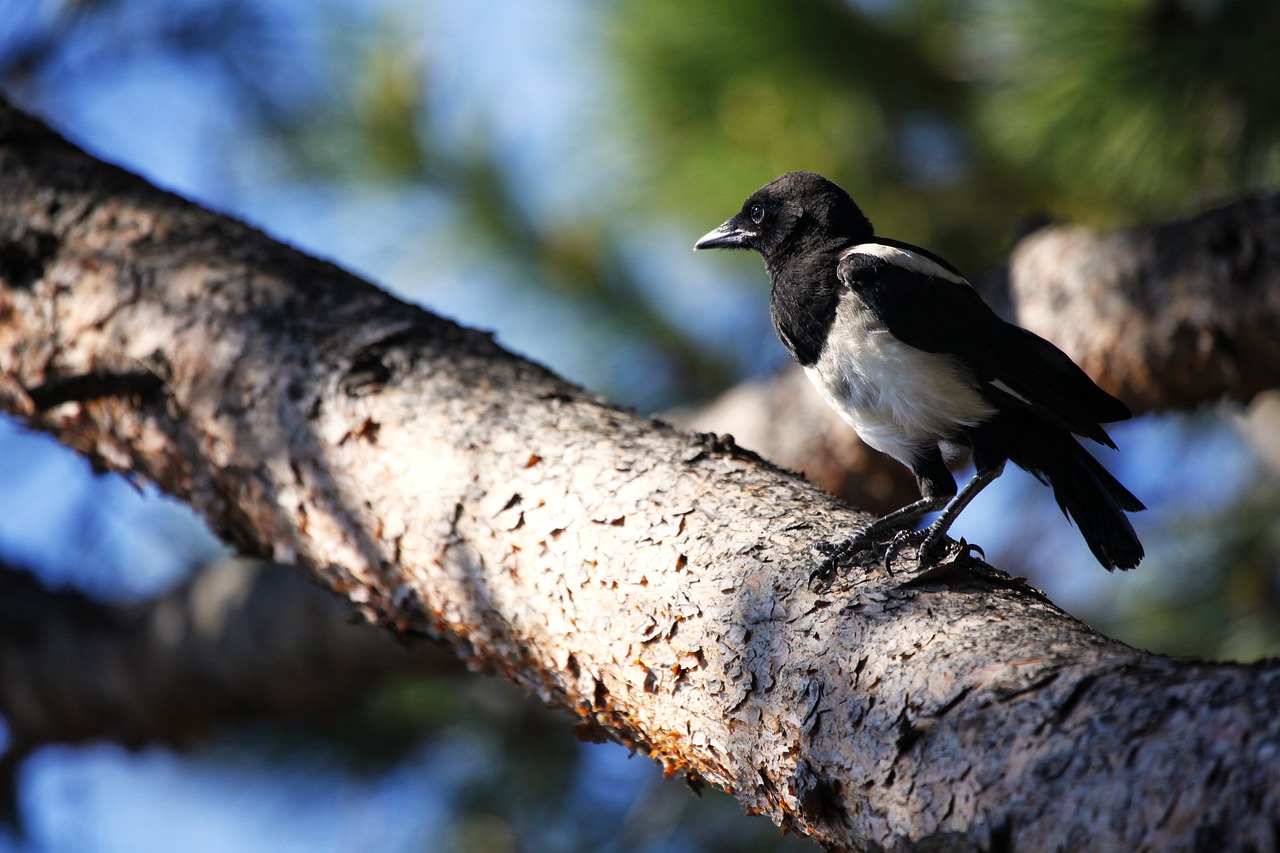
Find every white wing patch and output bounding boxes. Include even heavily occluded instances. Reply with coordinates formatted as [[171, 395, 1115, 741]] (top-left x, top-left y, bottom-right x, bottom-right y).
[[989, 378, 1033, 405], [842, 243, 968, 285]]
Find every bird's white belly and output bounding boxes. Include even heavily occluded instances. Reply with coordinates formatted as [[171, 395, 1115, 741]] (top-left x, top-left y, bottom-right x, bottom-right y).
[[803, 300, 995, 467]]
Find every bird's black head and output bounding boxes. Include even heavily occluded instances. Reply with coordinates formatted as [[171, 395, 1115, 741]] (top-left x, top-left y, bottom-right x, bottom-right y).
[[694, 171, 874, 262]]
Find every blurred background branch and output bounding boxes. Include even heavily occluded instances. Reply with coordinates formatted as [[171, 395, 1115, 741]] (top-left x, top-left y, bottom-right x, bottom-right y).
[[0, 558, 448, 757]]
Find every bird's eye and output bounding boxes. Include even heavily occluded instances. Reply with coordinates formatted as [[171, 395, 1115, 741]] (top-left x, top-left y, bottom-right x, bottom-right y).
[[749, 205, 766, 225]]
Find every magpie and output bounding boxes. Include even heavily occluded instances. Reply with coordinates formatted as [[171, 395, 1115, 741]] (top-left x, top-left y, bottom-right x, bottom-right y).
[[694, 171, 1144, 582]]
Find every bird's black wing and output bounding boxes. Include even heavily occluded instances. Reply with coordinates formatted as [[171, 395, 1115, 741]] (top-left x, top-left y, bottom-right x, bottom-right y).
[[838, 242, 1131, 446]]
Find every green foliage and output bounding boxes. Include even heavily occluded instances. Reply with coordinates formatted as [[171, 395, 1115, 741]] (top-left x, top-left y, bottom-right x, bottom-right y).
[[614, 0, 1280, 253], [612, 0, 1019, 271], [973, 0, 1280, 221]]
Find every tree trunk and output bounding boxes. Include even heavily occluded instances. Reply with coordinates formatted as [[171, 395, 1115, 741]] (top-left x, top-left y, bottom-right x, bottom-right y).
[[2, 98, 1279, 852]]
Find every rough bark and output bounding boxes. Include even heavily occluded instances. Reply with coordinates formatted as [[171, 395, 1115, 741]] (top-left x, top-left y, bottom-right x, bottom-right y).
[[3, 98, 1280, 851], [0, 557, 447, 752]]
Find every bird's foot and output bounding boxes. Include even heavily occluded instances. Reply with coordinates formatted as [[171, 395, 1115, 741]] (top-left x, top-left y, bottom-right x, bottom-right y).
[[809, 540, 855, 590], [888, 527, 987, 582], [810, 525, 986, 590], [809, 529, 893, 589], [884, 527, 931, 571]]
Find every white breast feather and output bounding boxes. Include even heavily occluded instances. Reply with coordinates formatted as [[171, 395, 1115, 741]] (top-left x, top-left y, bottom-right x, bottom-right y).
[[803, 292, 995, 467]]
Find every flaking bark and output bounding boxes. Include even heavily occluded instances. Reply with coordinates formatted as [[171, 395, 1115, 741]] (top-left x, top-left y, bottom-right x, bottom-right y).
[[2, 99, 1280, 851]]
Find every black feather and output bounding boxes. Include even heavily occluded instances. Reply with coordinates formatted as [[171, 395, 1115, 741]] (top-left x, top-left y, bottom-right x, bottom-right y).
[[839, 248, 1131, 446]]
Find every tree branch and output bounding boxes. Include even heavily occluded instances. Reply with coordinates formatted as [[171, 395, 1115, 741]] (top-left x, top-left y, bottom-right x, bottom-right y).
[[2, 98, 1278, 851], [1006, 201, 1280, 412], [0, 558, 444, 752]]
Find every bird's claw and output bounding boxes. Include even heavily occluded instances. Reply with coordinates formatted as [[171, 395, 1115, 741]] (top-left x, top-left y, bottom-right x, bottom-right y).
[[956, 539, 985, 561], [808, 542, 851, 590], [895, 534, 987, 583], [884, 528, 929, 571], [808, 531, 880, 589], [810, 541, 842, 559], [810, 527, 987, 589]]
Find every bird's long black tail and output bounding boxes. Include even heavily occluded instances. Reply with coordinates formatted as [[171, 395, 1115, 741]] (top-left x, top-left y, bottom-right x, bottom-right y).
[[1017, 432, 1145, 571]]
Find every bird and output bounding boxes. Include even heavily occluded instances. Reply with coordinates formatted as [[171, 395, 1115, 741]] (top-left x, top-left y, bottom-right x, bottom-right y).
[[694, 171, 1144, 584]]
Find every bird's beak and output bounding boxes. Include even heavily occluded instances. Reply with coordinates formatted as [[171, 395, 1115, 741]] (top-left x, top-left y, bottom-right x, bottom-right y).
[[694, 221, 752, 250]]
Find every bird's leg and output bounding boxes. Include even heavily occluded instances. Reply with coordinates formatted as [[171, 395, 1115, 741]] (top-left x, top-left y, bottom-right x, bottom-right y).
[[887, 460, 1006, 572], [809, 447, 956, 589], [809, 496, 947, 588]]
